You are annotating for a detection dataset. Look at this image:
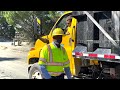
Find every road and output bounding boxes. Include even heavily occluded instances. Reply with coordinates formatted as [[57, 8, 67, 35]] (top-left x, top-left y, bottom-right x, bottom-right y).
[[0, 42, 74, 79], [0, 42, 31, 79]]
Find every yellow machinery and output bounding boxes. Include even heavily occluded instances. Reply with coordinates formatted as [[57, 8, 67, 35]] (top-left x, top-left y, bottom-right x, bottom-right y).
[[27, 11, 83, 78], [27, 11, 120, 79]]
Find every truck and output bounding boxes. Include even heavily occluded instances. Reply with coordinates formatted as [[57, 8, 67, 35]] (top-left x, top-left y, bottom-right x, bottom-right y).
[[27, 11, 120, 79]]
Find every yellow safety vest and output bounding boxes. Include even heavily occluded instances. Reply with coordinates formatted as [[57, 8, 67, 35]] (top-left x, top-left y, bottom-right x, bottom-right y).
[[38, 42, 70, 76]]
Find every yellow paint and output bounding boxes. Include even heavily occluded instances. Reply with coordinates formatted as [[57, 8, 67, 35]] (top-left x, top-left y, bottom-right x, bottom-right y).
[[37, 18, 41, 24]]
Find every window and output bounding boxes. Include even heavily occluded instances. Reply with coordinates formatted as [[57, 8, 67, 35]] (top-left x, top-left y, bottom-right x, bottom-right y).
[[55, 14, 71, 33], [56, 16, 67, 29]]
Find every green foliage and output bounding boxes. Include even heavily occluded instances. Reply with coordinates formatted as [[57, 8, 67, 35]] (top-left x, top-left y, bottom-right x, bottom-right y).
[[0, 16, 6, 23], [0, 14, 15, 40], [0, 11, 63, 42]]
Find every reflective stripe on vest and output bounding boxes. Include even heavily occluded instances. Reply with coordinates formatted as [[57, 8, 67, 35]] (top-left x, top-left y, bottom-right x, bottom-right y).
[[63, 60, 70, 66], [46, 61, 69, 66], [47, 44, 53, 62], [46, 44, 70, 66], [48, 72, 63, 76], [46, 62, 63, 66], [46, 44, 69, 76], [39, 44, 69, 66], [46, 44, 65, 66]]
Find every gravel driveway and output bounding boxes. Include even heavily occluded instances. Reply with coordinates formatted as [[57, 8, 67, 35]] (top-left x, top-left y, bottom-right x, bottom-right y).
[[0, 42, 31, 79]]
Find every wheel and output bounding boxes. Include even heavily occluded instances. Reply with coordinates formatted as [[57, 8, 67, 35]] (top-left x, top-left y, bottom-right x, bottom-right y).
[[115, 65, 120, 79], [29, 63, 43, 79]]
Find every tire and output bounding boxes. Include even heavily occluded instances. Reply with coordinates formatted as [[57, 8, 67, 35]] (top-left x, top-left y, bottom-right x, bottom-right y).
[[29, 63, 43, 79], [115, 65, 120, 79]]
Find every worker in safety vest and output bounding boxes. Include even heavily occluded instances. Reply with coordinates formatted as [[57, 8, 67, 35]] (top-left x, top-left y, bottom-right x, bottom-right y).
[[38, 28, 72, 79]]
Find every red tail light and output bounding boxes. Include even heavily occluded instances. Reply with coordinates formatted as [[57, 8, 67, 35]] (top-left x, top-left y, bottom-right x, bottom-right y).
[[89, 54, 98, 57], [104, 55, 115, 59]]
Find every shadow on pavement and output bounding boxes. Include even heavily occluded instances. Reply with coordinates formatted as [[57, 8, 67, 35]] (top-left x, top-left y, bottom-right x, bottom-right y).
[[0, 57, 20, 61]]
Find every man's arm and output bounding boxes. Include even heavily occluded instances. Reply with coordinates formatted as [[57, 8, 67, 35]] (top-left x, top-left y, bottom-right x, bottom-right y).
[[40, 65, 51, 79], [62, 46, 72, 79], [64, 67, 72, 79], [38, 45, 51, 79]]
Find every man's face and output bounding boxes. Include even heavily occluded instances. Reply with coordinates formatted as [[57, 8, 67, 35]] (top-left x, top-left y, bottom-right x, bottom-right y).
[[53, 35, 62, 44], [66, 19, 72, 27]]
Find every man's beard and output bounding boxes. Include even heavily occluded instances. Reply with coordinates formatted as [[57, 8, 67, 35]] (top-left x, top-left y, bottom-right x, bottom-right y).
[[54, 39, 62, 48]]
